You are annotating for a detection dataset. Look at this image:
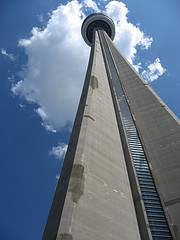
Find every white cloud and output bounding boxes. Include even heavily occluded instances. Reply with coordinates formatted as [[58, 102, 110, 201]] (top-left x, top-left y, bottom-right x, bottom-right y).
[[84, 0, 99, 11], [12, 0, 164, 131], [105, 1, 128, 22], [19, 103, 25, 108], [8, 74, 15, 82], [105, 1, 153, 63], [133, 62, 142, 72], [12, 0, 89, 130], [1, 48, 15, 61], [49, 143, 68, 159], [41, 122, 57, 133], [35, 107, 47, 120], [37, 14, 44, 23], [56, 174, 60, 180], [142, 58, 166, 82]]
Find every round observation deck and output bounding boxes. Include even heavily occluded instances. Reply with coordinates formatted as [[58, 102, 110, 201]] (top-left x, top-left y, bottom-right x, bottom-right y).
[[81, 13, 115, 46]]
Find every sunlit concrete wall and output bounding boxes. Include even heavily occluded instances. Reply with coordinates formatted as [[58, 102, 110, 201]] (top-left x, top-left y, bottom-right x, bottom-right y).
[[106, 34, 180, 239]]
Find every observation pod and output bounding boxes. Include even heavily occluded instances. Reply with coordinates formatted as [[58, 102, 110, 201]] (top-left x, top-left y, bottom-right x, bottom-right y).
[[81, 13, 115, 46]]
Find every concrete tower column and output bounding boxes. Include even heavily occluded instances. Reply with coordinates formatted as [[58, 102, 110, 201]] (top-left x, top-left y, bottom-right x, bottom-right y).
[[43, 14, 141, 240], [43, 13, 180, 240]]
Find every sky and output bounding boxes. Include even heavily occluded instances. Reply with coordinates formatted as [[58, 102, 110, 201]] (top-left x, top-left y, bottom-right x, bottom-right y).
[[0, 0, 180, 239]]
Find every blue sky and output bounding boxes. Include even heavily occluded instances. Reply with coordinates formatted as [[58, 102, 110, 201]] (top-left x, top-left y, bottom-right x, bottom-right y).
[[0, 0, 180, 239]]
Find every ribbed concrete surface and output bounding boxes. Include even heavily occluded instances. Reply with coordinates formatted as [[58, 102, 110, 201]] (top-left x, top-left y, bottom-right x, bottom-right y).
[[105, 34, 180, 239]]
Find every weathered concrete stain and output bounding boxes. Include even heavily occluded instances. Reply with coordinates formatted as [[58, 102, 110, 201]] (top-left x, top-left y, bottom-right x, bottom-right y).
[[165, 197, 180, 207], [83, 114, 95, 121], [57, 233, 73, 240], [172, 225, 177, 238], [68, 164, 84, 203], [90, 75, 98, 89]]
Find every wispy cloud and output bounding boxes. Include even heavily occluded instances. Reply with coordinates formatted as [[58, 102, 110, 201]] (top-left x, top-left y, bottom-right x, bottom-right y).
[[56, 174, 60, 180], [37, 14, 44, 23], [49, 143, 68, 160], [41, 122, 57, 133], [1, 48, 15, 61], [11, 0, 165, 131], [8, 74, 15, 82], [142, 58, 166, 82]]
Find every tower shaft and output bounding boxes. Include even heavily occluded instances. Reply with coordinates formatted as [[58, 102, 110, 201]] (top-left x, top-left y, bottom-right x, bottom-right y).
[[43, 30, 141, 240], [43, 25, 180, 239]]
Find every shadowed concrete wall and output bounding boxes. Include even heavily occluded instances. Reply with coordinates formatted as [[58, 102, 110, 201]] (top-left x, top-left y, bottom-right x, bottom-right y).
[[105, 34, 180, 239], [43, 31, 141, 240]]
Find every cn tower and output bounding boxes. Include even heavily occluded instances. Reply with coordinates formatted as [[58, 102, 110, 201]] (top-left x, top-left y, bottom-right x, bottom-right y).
[[43, 13, 180, 240]]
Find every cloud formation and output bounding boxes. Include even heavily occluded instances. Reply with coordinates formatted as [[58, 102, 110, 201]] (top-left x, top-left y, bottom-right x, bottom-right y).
[[12, 0, 88, 130], [1, 48, 15, 61], [142, 58, 166, 82], [49, 142, 68, 160], [105, 1, 153, 63], [11, 0, 165, 130], [84, 0, 99, 11]]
